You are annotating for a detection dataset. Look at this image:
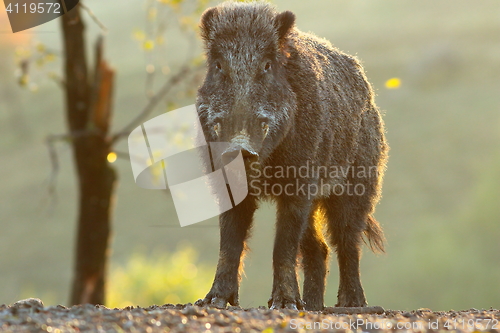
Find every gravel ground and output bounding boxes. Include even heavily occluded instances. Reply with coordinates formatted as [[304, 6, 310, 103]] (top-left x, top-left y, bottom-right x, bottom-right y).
[[1, 298, 499, 332]]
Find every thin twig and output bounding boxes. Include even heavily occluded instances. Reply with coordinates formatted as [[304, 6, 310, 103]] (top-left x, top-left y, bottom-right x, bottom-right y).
[[49, 74, 66, 89], [45, 135, 61, 207], [111, 65, 193, 144], [80, 3, 108, 33], [47, 129, 102, 142], [114, 151, 130, 161], [43, 129, 103, 209]]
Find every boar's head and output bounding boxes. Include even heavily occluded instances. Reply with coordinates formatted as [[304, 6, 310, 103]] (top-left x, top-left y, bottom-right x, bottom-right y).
[[196, 3, 297, 166]]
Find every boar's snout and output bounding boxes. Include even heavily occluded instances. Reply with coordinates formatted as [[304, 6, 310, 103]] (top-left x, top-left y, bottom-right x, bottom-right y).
[[222, 141, 259, 165]]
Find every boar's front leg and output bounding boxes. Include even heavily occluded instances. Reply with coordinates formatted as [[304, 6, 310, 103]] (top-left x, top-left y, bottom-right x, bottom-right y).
[[195, 196, 256, 308], [268, 197, 310, 310]]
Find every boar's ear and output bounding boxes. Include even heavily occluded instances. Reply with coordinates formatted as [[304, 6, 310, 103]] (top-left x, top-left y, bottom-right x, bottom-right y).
[[200, 7, 218, 42], [274, 10, 295, 41]]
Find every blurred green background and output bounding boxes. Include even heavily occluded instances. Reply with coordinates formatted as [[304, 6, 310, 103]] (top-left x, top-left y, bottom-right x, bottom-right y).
[[1, 0, 499, 311]]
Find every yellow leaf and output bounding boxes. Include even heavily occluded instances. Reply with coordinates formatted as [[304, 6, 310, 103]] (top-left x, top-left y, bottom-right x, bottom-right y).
[[132, 29, 146, 41], [143, 40, 155, 51], [158, 0, 182, 10], [18, 74, 29, 87], [36, 43, 45, 53], [36, 58, 45, 68], [385, 77, 401, 89], [156, 35, 165, 45], [179, 16, 195, 30], [15, 47, 31, 58], [44, 53, 56, 62], [148, 7, 157, 21]]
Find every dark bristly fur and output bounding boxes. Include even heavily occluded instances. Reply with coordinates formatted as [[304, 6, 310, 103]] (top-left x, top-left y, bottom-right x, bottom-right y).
[[194, 1, 388, 311]]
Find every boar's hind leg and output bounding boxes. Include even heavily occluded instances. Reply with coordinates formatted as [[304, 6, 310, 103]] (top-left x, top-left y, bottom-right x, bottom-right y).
[[195, 196, 257, 308], [300, 204, 329, 311], [324, 193, 368, 307], [268, 197, 311, 310]]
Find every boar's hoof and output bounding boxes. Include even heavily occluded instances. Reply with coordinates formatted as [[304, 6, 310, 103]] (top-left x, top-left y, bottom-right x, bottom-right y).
[[335, 301, 367, 308], [336, 287, 367, 307], [195, 296, 229, 309], [268, 297, 305, 310], [335, 297, 367, 308]]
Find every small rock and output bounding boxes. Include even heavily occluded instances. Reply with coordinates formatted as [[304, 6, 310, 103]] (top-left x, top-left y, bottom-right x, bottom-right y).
[[206, 308, 220, 315], [160, 303, 175, 309], [182, 305, 203, 317], [10, 298, 44, 309]]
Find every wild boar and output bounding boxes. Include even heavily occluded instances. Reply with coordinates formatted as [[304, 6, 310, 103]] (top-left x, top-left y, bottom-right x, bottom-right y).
[[195, 1, 388, 310]]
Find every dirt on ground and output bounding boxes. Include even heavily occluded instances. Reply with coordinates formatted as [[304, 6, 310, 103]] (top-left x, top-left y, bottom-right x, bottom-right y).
[[1, 298, 499, 332]]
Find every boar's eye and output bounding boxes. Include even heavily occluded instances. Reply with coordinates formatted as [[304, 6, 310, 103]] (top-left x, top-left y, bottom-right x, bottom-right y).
[[261, 122, 269, 138], [215, 61, 222, 71], [263, 61, 272, 73], [213, 123, 220, 137]]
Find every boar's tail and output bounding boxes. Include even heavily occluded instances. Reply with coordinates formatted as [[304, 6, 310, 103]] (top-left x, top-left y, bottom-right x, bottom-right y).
[[363, 215, 385, 254]]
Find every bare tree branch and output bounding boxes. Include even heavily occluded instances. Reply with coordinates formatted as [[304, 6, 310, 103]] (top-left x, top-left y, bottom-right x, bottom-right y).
[[44, 129, 102, 197], [80, 3, 108, 33], [111, 64, 194, 144], [114, 151, 130, 160]]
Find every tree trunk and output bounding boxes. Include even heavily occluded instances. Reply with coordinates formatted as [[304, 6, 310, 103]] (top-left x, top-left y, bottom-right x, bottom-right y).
[[60, 5, 117, 306]]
